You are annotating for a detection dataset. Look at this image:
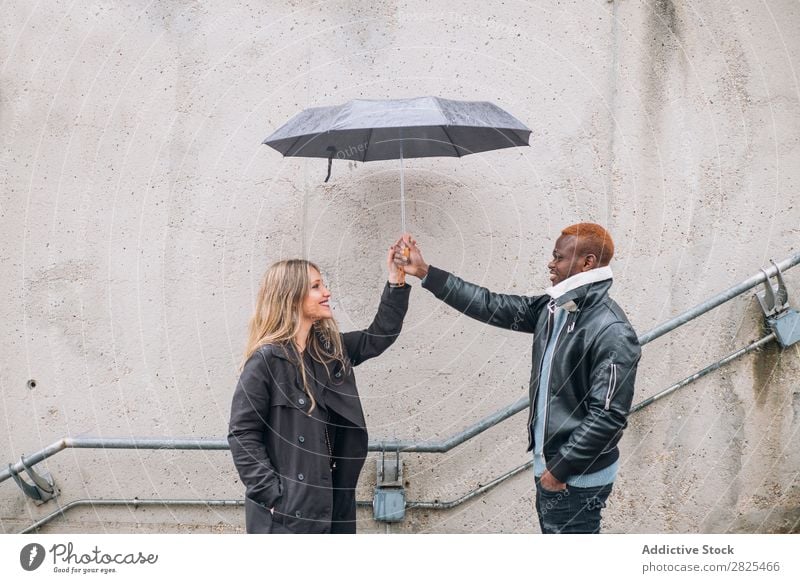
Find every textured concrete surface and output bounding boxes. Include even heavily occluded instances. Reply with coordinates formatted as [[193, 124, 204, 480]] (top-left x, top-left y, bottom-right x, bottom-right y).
[[1, 0, 799, 534]]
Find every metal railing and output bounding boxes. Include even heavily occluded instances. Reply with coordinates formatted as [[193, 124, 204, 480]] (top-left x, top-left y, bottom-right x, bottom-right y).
[[4, 251, 799, 532]]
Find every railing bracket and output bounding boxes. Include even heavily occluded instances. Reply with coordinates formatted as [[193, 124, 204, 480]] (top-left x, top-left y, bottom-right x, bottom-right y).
[[757, 260, 800, 348], [7, 455, 59, 505], [373, 449, 405, 522]]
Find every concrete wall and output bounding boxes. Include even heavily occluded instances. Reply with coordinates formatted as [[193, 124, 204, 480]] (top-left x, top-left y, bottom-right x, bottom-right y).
[[1, 0, 798, 533]]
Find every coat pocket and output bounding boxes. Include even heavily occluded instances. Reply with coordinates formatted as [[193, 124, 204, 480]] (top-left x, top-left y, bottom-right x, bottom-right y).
[[244, 495, 296, 534], [244, 496, 277, 534], [271, 384, 312, 413]]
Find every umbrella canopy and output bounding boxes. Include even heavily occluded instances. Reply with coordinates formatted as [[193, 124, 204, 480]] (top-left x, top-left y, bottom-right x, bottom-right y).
[[263, 96, 530, 163], [263, 96, 530, 283]]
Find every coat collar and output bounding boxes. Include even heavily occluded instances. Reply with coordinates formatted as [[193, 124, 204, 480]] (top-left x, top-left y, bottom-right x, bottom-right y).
[[545, 266, 613, 311], [545, 265, 613, 299], [258, 342, 297, 361]]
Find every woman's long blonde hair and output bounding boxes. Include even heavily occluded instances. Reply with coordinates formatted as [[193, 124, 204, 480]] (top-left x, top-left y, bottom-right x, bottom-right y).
[[242, 259, 347, 412]]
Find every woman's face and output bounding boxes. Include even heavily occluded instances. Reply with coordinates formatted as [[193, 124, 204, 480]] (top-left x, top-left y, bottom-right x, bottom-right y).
[[301, 266, 332, 322]]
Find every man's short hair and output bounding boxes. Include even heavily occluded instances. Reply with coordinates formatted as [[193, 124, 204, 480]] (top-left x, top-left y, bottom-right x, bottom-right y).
[[561, 223, 614, 266]]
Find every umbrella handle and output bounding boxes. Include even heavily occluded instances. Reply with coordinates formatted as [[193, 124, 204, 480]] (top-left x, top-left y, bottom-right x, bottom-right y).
[[397, 247, 410, 286], [324, 147, 335, 182]]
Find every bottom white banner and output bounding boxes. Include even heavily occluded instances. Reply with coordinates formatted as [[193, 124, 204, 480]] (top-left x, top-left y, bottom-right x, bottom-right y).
[[1, 534, 798, 582]]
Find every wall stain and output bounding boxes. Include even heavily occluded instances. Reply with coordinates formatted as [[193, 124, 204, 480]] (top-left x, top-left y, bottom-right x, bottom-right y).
[[728, 506, 800, 534], [643, 0, 681, 110], [751, 337, 781, 406], [654, 0, 678, 32]]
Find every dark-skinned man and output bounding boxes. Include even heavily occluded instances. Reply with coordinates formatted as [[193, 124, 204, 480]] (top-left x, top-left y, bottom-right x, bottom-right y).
[[394, 223, 640, 534]]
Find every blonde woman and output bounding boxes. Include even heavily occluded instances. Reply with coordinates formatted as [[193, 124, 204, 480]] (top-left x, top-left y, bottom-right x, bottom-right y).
[[228, 248, 409, 533]]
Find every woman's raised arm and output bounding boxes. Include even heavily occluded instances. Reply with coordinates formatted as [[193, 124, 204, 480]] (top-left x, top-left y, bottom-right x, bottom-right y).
[[342, 245, 410, 366]]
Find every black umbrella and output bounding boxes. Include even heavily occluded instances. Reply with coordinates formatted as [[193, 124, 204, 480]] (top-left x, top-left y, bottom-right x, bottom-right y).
[[263, 96, 531, 281]]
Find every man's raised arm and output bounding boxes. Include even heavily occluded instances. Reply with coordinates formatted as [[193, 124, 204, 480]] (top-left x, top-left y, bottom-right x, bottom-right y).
[[393, 235, 545, 333]]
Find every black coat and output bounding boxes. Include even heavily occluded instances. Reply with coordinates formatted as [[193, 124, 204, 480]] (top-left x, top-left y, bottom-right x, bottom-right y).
[[228, 283, 410, 533], [421, 266, 640, 482]]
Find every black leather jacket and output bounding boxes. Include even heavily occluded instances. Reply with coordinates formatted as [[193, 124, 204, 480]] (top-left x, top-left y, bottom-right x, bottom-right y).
[[422, 266, 640, 482]]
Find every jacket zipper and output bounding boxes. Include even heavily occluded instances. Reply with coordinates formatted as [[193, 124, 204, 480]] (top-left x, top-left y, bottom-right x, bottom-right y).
[[604, 362, 618, 410]]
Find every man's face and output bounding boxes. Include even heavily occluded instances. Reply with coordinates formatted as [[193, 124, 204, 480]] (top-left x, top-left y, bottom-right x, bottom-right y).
[[547, 235, 588, 285]]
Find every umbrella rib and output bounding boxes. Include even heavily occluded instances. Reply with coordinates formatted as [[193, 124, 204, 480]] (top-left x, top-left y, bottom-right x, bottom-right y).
[[284, 134, 305, 157], [362, 127, 373, 163], [440, 125, 463, 158], [431, 97, 462, 157]]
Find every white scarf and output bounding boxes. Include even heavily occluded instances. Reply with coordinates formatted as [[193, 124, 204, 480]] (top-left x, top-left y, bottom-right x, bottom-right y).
[[545, 266, 613, 300]]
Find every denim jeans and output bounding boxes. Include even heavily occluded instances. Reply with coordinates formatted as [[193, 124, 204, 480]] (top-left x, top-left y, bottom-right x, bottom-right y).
[[534, 478, 613, 534]]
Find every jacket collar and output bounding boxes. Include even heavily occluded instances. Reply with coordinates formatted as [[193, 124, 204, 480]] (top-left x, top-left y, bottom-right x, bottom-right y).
[[545, 266, 613, 310], [546, 266, 613, 299], [259, 342, 297, 361]]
